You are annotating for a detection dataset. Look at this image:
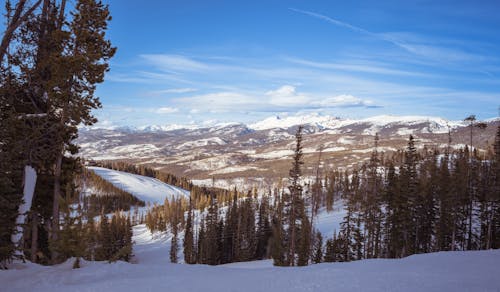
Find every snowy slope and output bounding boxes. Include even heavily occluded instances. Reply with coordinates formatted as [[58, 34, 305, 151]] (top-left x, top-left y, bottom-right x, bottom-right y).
[[88, 167, 190, 205], [2, 240, 499, 292]]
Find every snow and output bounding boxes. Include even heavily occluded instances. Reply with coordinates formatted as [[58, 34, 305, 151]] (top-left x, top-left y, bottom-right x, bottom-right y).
[[2, 227, 499, 292], [248, 113, 340, 131], [396, 127, 414, 136], [337, 136, 355, 144], [314, 203, 347, 237], [210, 166, 262, 175], [88, 167, 190, 205], [82, 114, 477, 135], [187, 154, 233, 171], [11, 166, 37, 250], [176, 137, 227, 149], [250, 150, 294, 159], [138, 124, 199, 132], [105, 144, 160, 158], [247, 113, 464, 134]]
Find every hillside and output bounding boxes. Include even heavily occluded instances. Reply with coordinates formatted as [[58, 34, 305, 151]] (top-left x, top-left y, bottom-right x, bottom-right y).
[[88, 167, 190, 205], [78, 114, 499, 189]]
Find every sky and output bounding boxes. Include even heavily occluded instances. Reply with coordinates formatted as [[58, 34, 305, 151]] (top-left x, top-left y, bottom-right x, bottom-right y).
[[4, 0, 500, 127]]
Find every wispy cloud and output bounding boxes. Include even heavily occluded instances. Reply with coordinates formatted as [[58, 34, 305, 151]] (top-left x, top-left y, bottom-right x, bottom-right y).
[[285, 57, 432, 77], [148, 88, 197, 96], [289, 8, 486, 64], [140, 54, 209, 72]]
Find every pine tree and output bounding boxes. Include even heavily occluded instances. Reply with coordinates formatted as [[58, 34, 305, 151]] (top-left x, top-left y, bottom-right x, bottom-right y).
[[385, 162, 404, 258], [400, 135, 419, 256], [205, 195, 220, 265], [297, 211, 311, 266], [170, 220, 178, 263], [436, 149, 453, 251], [197, 218, 206, 264], [238, 198, 256, 262], [222, 193, 238, 263], [282, 125, 311, 266], [312, 231, 323, 264], [256, 196, 271, 260], [325, 171, 336, 212], [183, 198, 195, 264], [271, 192, 286, 266]]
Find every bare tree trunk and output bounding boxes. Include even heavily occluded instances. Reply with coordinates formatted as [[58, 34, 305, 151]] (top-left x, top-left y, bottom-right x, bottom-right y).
[[0, 0, 42, 63], [30, 213, 38, 263]]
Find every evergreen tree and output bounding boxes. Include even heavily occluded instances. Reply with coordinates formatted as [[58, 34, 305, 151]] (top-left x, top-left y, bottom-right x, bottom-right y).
[[255, 196, 271, 260], [323, 237, 336, 263], [271, 193, 286, 266], [312, 231, 323, 264], [400, 135, 419, 256], [170, 220, 178, 263], [280, 125, 311, 266], [183, 198, 195, 264]]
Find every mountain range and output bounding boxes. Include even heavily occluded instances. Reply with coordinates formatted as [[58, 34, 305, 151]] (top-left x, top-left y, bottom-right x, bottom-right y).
[[77, 114, 499, 189]]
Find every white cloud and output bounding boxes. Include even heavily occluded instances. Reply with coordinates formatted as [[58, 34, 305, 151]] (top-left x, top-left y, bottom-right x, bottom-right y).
[[319, 94, 373, 107], [266, 85, 310, 106], [173, 85, 376, 113], [155, 107, 179, 114], [140, 54, 208, 72]]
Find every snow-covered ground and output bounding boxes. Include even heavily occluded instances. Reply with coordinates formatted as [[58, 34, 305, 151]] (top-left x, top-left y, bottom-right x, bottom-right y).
[[2, 225, 499, 292], [88, 167, 190, 205]]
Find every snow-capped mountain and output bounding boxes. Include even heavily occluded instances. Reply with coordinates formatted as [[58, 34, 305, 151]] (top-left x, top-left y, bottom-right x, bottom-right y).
[[77, 114, 498, 188]]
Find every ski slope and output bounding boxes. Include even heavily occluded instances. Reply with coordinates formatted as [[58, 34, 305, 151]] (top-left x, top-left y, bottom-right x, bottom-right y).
[[88, 167, 190, 205], [2, 236, 499, 292]]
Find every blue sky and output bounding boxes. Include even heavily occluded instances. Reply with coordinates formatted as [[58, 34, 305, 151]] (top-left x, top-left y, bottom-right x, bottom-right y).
[[6, 0, 500, 126]]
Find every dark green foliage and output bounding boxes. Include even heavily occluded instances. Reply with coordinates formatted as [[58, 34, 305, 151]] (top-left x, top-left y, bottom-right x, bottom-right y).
[[312, 231, 323, 264], [183, 199, 195, 264], [323, 237, 336, 263], [255, 196, 272, 260], [94, 213, 132, 262], [170, 221, 179, 263]]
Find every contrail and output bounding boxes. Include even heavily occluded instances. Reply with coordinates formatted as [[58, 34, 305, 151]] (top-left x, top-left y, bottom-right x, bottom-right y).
[[289, 8, 408, 51]]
